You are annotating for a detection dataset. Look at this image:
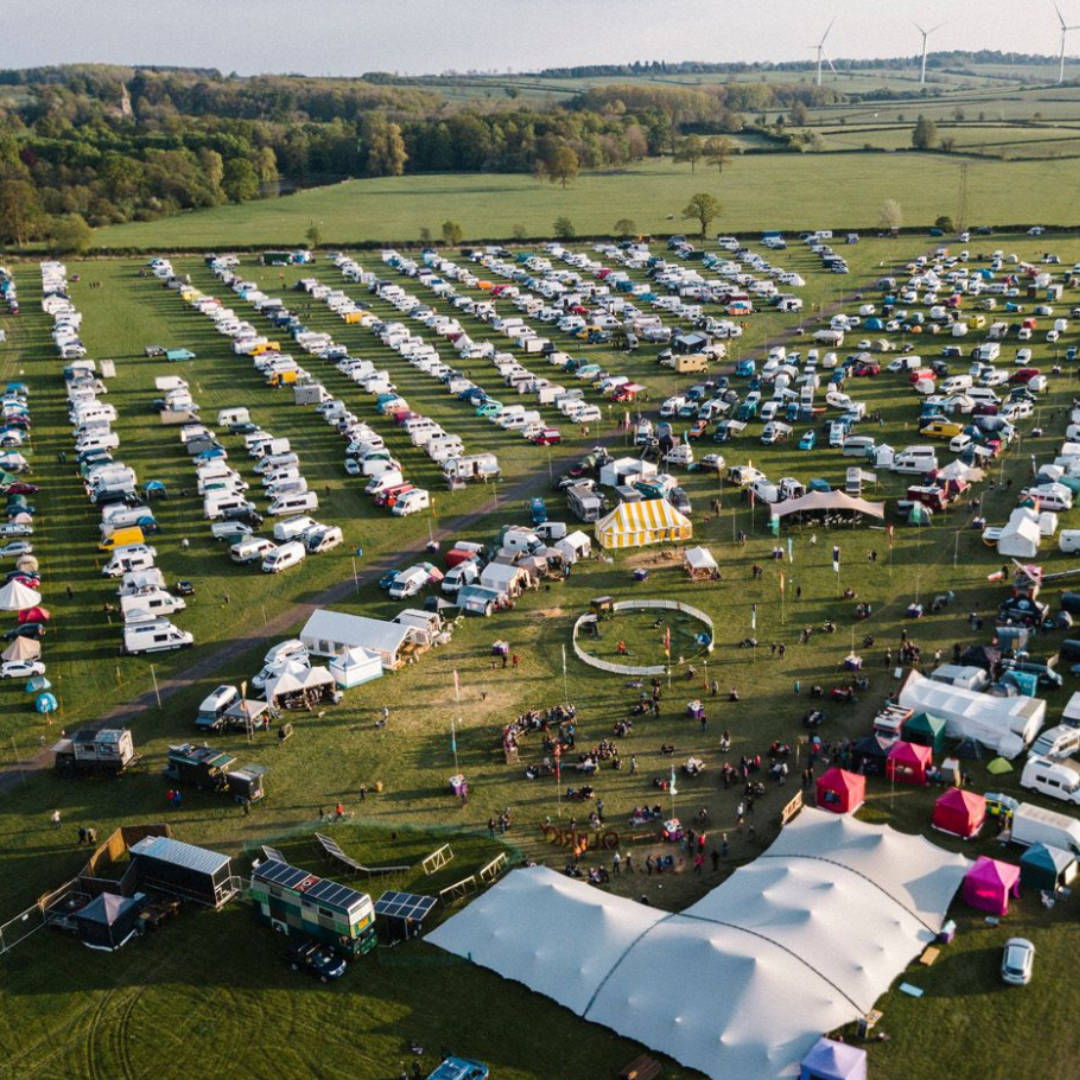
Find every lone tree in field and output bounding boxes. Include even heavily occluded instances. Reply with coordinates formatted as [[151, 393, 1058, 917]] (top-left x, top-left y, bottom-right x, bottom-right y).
[[512, 224, 527, 241], [674, 135, 704, 172], [441, 220, 464, 246], [703, 136, 737, 174], [305, 222, 322, 250], [878, 199, 903, 232], [934, 215, 954, 233], [222, 158, 260, 203], [545, 144, 580, 188], [419, 227, 433, 245], [553, 216, 576, 240], [911, 115, 939, 150], [47, 213, 94, 256], [613, 218, 637, 237], [682, 193, 722, 238]]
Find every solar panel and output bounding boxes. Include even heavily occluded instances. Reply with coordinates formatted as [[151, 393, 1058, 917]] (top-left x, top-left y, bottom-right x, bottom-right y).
[[375, 890, 437, 923]]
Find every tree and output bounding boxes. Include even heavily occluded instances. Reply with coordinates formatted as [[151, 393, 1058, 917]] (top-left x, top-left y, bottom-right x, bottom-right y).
[[441, 220, 464, 246], [222, 158, 259, 203], [613, 217, 637, 237], [703, 136, 736, 174], [934, 215, 955, 233], [0, 179, 43, 245], [362, 116, 408, 178], [197, 147, 226, 203], [681, 192, 722, 238], [511, 224, 527, 241], [789, 101, 810, 126], [674, 134, 704, 172], [46, 213, 94, 255], [878, 199, 903, 232], [419, 227, 433, 245], [305, 222, 323, 250], [940, 137, 956, 152], [553, 216, 576, 240], [545, 144, 579, 188], [911, 115, 938, 150]]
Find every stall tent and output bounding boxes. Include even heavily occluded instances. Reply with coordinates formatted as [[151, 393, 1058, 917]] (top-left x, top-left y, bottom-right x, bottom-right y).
[[594, 500, 692, 550], [997, 508, 1041, 559], [852, 732, 894, 776], [815, 767, 865, 814], [73, 892, 145, 951], [429, 810, 967, 1080], [556, 530, 592, 563], [800, 1037, 867, 1080], [770, 490, 885, 527], [1019, 843, 1078, 892], [300, 609, 414, 670], [904, 712, 947, 755], [683, 546, 719, 579], [886, 740, 933, 785], [328, 647, 383, 689], [933, 788, 986, 839], [479, 562, 530, 601], [963, 856, 1021, 916], [898, 671, 1045, 759]]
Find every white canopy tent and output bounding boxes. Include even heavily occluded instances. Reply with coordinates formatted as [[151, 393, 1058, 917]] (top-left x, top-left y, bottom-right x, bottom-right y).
[[898, 670, 1045, 758], [997, 508, 1041, 558], [428, 810, 967, 1080], [770, 490, 884, 523], [328, 647, 382, 688]]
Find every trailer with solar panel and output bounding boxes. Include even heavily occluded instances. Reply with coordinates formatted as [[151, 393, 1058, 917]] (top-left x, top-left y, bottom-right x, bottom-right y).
[[374, 890, 438, 941], [250, 858, 377, 958]]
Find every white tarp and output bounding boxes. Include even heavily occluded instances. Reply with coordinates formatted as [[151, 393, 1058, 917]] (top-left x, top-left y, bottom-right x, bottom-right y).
[[428, 810, 967, 1080], [898, 670, 1045, 758]]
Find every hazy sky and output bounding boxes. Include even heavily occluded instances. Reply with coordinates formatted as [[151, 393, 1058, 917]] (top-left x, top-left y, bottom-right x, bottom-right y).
[[6, 0, 1077, 76]]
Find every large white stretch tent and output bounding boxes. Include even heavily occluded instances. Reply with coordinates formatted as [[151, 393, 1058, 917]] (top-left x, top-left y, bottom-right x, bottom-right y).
[[899, 670, 1045, 759], [428, 810, 968, 1080]]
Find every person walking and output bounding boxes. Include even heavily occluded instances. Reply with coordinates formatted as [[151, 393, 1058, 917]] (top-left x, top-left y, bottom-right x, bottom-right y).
[[51, 810, 61, 830], [612, 851, 621, 875]]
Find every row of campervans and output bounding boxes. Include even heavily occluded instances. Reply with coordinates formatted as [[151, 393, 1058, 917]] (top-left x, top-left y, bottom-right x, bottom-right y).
[[228, 515, 344, 573]]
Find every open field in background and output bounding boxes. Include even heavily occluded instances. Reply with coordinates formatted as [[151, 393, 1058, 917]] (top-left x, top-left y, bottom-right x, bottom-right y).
[[96, 154, 1075, 251], [4, 233, 1080, 1079]]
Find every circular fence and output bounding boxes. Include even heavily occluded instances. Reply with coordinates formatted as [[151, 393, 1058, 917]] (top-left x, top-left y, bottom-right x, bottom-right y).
[[571, 599, 715, 677]]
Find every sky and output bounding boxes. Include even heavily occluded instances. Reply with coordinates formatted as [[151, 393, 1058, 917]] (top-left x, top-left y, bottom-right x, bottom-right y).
[[4, 0, 1077, 77]]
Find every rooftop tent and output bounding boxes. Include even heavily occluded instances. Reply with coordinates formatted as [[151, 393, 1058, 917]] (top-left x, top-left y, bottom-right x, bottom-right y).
[[73, 892, 145, 952], [594, 499, 692, 550], [933, 788, 986, 839], [904, 712, 947, 754], [1019, 842, 1078, 893], [997, 508, 1041, 559], [800, 1037, 867, 1080], [886, 740, 933, 785], [963, 856, 1021, 917], [428, 810, 967, 1080], [770, 490, 885, 526], [815, 767, 865, 814], [852, 732, 894, 776], [683, 545, 718, 579], [328, 646, 383, 689]]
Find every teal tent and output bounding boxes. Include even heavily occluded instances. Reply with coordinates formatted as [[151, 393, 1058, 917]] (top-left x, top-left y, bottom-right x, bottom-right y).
[[904, 712, 947, 754], [1019, 843, 1077, 893]]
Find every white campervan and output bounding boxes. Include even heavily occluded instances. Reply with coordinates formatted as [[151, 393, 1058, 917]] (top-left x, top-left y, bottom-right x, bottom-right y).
[[122, 620, 194, 655], [268, 491, 318, 517], [262, 540, 306, 573]]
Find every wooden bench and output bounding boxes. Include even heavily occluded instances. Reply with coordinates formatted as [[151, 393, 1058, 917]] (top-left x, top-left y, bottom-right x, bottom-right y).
[[620, 1054, 662, 1080]]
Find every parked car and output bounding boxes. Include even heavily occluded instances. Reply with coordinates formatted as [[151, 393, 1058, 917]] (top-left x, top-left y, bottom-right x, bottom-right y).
[[0, 659, 45, 679], [1001, 938, 1035, 986], [798, 430, 817, 451], [0, 523, 33, 537], [4, 623, 45, 641], [0, 541, 32, 558], [287, 938, 346, 983]]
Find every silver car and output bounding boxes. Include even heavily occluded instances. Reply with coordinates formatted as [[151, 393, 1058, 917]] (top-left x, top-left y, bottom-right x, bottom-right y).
[[1001, 938, 1035, 986]]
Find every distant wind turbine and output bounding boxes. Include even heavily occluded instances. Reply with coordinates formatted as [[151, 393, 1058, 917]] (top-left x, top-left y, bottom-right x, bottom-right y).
[[914, 21, 945, 85], [810, 18, 837, 87], [1056, 4, 1080, 84]]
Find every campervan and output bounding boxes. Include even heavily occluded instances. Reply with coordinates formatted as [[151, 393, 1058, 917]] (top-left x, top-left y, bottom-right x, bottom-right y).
[[261, 540, 307, 573], [121, 620, 194, 655], [267, 491, 319, 517], [120, 589, 186, 622]]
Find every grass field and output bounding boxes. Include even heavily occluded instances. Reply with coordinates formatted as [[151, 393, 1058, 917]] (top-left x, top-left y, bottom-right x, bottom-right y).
[[3, 233, 1080, 1080], [93, 154, 1077, 251]]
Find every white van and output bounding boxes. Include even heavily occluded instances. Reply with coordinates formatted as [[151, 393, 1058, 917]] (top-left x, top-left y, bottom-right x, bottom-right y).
[[203, 494, 256, 520], [273, 515, 317, 542], [262, 540, 306, 573], [442, 561, 479, 594], [230, 537, 276, 564], [120, 589, 186, 622], [892, 446, 938, 475], [117, 569, 165, 596], [267, 476, 308, 499], [121, 620, 194, 655], [75, 432, 120, 453], [268, 491, 318, 517], [265, 638, 308, 667], [1059, 530, 1080, 554], [366, 470, 404, 496], [254, 452, 299, 476], [841, 436, 876, 459], [1020, 754, 1080, 805], [217, 407, 251, 427], [304, 526, 343, 554], [392, 489, 431, 517]]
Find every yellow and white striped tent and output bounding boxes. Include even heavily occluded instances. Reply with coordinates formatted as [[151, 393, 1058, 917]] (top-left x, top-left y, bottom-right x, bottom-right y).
[[594, 499, 693, 550]]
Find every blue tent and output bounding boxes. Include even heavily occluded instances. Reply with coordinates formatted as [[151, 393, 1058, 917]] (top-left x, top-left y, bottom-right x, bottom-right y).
[[25, 675, 51, 693], [800, 1036, 867, 1080], [35, 692, 58, 714]]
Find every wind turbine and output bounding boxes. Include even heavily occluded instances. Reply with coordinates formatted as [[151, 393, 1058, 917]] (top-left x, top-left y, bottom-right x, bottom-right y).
[[811, 18, 837, 87], [914, 21, 945, 85], [1056, 4, 1080, 84]]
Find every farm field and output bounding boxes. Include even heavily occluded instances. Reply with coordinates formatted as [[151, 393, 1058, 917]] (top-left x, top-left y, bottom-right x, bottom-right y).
[[94, 154, 1078, 252], [4, 233, 1080, 1080]]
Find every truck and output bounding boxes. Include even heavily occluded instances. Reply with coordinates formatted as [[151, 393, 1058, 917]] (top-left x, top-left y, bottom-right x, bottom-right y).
[[164, 743, 266, 803], [52, 727, 138, 777], [1009, 802, 1080, 857]]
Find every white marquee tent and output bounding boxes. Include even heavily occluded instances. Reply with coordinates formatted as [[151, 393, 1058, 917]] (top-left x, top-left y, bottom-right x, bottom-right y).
[[428, 810, 968, 1080], [898, 670, 1045, 758]]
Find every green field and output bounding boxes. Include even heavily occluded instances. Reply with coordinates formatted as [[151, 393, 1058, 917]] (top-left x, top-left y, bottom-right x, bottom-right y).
[[3, 233, 1080, 1080], [94, 154, 1077, 252]]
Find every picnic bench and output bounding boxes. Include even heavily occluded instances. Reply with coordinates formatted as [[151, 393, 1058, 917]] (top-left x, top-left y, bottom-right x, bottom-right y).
[[620, 1055, 662, 1080]]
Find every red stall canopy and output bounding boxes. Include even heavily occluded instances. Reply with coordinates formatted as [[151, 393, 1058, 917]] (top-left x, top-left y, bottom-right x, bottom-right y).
[[933, 788, 986, 839], [815, 767, 866, 814], [886, 740, 932, 786], [963, 856, 1020, 916]]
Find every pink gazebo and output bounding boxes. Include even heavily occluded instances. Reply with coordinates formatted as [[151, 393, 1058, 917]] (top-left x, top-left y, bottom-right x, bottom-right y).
[[963, 856, 1021, 916], [885, 740, 932, 785]]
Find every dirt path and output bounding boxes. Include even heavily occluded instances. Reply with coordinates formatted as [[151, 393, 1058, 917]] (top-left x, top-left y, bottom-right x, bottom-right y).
[[0, 269, 883, 795]]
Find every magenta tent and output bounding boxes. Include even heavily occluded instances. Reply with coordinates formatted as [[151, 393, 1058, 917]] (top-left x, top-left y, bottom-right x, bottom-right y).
[[885, 740, 932, 785], [963, 856, 1021, 916]]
